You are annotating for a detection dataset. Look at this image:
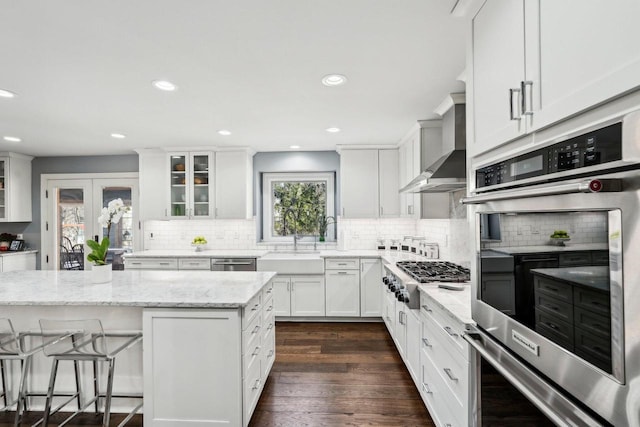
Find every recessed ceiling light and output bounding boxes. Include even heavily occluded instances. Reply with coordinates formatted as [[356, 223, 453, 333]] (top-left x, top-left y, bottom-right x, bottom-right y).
[[321, 74, 347, 86], [110, 133, 126, 139], [218, 130, 231, 136], [326, 127, 341, 133], [0, 89, 16, 98], [152, 80, 178, 91], [289, 145, 300, 150], [3, 136, 21, 142]]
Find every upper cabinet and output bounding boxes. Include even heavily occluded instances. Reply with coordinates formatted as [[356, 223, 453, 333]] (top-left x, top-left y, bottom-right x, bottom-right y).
[[340, 148, 399, 219], [470, 0, 640, 156], [0, 152, 33, 222], [214, 150, 253, 220], [137, 148, 253, 220]]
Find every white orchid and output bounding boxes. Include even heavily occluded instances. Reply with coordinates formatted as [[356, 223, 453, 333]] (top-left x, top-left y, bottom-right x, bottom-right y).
[[87, 198, 129, 265]]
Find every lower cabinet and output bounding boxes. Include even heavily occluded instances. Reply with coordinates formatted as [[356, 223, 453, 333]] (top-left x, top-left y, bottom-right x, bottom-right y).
[[273, 275, 325, 317], [0, 252, 36, 272], [143, 281, 275, 427], [325, 269, 360, 316], [360, 258, 383, 316]]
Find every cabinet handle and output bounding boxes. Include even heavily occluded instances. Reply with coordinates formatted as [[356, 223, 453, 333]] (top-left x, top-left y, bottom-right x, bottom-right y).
[[338, 271, 348, 275], [421, 304, 432, 313], [422, 383, 433, 394], [252, 346, 261, 356], [159, 262, 170, 266], [444, 326, 458, 337], [268, 349, 274, 358], [509, 87, 522, 120], [252, 303, 260, 311], [342, 207, 345, 217], [408, 205, 413, 215], [287, 283, 290, 292], [443, 368, 459, 382], [252, 379, 261, 390], [164, 208, 167, 217], [267, 322, 274, 330], [266, 305, 273, 312], [252, 325, 260, 334], [422, 338, 432, 348], [215, 207, 218, 218], [380, 206, 384, 216], [521, 80, 534, 115]]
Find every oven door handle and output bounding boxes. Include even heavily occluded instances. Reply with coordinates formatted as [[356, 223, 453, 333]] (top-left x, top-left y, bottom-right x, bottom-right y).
[[462, 179, 621, 204], [463, 327, 604, 427]]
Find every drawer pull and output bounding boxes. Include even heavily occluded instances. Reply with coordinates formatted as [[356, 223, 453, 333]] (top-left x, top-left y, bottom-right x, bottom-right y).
[[422, 383, 433, 394], [421, 304, 432, 313], [252, 303, 260, 311], [159, 262, 170, 266], [546, 322, 558, 330], [266, 305, 273, 312], [252, 346, 261, 356], [422, 338, 432, 348], [268, 349, 274, 358], [338, 271, 348, 275], [545, 286, 558, 292], [131, 262, 141, 265], [338, 263, 347, 266], [252, 325, 261, 334], [267, 323, 274, 330], [252, 379, 261, 390], [266, 288, 273, 294], [444, 326, 458, 337], [443, 368, 458, 382], [544, 304, 560, 312]]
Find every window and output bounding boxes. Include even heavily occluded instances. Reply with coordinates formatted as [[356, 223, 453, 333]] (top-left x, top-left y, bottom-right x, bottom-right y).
[[262, 173, 335, 242]]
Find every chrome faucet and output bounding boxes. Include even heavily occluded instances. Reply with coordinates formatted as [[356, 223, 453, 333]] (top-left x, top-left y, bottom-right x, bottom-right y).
[[282, 207, 299, 250]]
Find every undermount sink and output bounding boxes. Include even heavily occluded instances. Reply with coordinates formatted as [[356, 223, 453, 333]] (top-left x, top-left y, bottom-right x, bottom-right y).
[[257, 251, 324, 274]]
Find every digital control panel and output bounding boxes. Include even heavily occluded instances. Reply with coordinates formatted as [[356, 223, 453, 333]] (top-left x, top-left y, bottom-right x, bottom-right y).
[[476, 123, 622, 189]]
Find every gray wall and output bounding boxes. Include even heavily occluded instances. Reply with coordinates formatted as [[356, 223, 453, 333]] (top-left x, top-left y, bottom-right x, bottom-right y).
[[0, 155, 139, 267], [253, 151, 340, 241]]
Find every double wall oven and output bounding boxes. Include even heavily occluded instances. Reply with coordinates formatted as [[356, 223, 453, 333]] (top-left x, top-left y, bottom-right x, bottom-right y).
[[463, 110, 640, 426]]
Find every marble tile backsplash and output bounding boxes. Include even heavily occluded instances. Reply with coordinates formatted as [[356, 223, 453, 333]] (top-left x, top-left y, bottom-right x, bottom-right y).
[[143, 219, 257, 250]]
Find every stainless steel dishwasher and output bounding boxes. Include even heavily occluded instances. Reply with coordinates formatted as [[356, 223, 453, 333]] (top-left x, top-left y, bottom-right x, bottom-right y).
[[210, 258, 257, 271]]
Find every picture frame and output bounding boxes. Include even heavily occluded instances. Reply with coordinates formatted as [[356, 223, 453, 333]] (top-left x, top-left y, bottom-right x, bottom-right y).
[[9, 239, 24, 251]]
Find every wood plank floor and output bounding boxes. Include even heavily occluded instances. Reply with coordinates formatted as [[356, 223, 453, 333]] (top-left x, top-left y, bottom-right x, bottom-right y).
[[249, 322, 435, 427], [0, 322, 433, 426]]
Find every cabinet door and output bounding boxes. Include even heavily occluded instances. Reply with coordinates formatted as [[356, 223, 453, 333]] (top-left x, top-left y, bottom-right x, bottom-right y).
[[378, 150, 399, 217], [0, 159, 6, 220], [0, 154, 32, 222], [530, 0, 640, 132], [406, 309, 421, 385], [340, 150, 379, 218], [138, 151, 168, 220], [1, 253, 36, 272], [400, 140, 417, 217], [273, 277, 291, 316], [394, 303, 407, 357], [481, 273, 516, 315], [472, 0, 526, 152], [290, 276, 325, 317], [189, 153, 213, 218], [325, 270, 360, 317], [361, 259, 382, 317], [215, 151, 252, 219], [168, 153, 189, 218]]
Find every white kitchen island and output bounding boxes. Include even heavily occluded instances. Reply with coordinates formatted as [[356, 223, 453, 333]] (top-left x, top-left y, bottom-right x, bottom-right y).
[[0, 269, 277, 427]]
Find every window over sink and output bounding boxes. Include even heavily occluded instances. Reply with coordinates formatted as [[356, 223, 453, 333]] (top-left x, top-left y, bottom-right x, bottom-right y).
[[262, 172, 335, 242]]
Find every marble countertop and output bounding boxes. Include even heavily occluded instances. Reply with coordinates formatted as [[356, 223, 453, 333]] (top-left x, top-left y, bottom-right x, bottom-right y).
[[488, 243, 608, 255], [123, 249, 269, 258], [418, 283, 473, 325], [0, 270, 277, 307], [0, 250, 38, 257], [531, 266, 609, 292]]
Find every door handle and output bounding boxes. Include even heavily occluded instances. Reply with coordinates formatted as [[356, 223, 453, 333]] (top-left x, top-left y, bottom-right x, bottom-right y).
[[521, 80, 534, 115], [509, 87, 522, 120], [443, 368, 459, 382]]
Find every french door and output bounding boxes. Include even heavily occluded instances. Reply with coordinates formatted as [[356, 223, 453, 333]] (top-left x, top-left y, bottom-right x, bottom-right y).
[[42, 175, 139, 271]]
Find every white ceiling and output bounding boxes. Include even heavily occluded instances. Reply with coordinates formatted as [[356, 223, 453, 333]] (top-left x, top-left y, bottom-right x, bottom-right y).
[[0, 0, 466, 156]]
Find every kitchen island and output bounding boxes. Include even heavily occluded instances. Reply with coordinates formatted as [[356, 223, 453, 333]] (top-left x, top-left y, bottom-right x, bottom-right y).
[[0, 270, 277, 427]]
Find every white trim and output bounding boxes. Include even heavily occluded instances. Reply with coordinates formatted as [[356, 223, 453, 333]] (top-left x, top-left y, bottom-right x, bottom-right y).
[[262, 172, 335, 242]]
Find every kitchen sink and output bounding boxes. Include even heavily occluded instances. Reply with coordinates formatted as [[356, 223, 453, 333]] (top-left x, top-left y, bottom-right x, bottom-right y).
[[257, 251, 324, 274]]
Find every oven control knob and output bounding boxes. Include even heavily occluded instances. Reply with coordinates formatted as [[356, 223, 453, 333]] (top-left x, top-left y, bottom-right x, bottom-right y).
[[383, 277, 390, 285], [589, 179, 603, 192]]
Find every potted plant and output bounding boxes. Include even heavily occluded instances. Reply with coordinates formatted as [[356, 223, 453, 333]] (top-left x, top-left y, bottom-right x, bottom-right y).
[[87, 198, 127, 283], [317, 214, 335, 242]]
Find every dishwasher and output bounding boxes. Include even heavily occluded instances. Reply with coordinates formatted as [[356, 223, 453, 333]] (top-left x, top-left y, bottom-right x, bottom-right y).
[[210, 258, 257, 271]]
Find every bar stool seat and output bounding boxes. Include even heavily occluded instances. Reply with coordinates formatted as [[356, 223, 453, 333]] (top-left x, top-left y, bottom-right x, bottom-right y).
[[0, 318, 81, 427], [39, 319, 142, 427]]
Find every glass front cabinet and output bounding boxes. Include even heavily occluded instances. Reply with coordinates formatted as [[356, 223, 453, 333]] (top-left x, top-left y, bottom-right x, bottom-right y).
[[0, 159, 6, 220], [0, 152, 33, 222], [169, 152, 214, 219]]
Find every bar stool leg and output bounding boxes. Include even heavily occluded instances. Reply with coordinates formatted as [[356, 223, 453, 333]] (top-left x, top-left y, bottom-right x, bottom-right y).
[[102, 359, 116, 427], [0, 359, 7, 408], [42, 358, 60, 427], [13, 355, 31, 427], [73, 360, 82, 410], [92, 359, 100, 414]]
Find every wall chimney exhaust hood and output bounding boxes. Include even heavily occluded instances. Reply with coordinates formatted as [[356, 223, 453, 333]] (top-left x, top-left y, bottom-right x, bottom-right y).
[[400, 93, 466, 193]]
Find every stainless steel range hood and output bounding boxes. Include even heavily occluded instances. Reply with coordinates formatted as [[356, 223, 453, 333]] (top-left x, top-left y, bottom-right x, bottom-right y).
[[400, 94, 466, 193]]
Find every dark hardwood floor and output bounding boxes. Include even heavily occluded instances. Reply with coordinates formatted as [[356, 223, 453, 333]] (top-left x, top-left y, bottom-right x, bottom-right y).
[[1, 322, 433, 426]]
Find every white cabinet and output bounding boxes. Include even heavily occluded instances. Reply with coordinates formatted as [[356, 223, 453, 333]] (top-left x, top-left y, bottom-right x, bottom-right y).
[[325, 258, 360, 317], [406, 308, 421, 385], [0, 252, 37, 272], [137, 149, 167, 220], [273, 275, 325, 317], [382, 283, 396, 335], [215, 150, 253, 219], [471, 0, 640, 156], [360, 259, 382, 317], [0, 152, 33, 222], [340, 149, 379, 218], [398, 129, 421, 218], [340, 148, 400, 219], [168, 152, 214, 219], [394, 301, 407, 358]]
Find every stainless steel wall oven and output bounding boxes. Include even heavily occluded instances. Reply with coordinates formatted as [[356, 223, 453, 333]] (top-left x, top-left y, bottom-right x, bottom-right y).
[[463, 110, 640, 426]]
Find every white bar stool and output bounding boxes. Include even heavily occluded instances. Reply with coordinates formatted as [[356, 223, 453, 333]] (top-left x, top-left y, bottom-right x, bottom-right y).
[[0, 318, 81, 427], [39, 319, 142, 427]]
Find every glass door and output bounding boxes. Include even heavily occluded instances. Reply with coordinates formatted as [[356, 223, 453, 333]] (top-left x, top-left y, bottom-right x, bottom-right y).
[[0, 159, 5, 220], [191, 153, 211, 217], [169, 154, 188, 218]]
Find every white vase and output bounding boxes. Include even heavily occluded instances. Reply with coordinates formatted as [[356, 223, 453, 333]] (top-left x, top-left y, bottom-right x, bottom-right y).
[[92, 264, 112, 283]]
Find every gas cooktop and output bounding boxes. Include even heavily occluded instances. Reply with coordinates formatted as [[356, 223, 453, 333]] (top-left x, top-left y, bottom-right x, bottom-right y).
[[395, 261, 470, 283]]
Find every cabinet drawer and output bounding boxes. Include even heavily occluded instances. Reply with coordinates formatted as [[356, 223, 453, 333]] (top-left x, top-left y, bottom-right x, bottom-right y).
[[243, 352, 263, 422], [574, 327, 611, 372], [325, 258, 359, 270], [177, 258, 211, 270], [574, 287, 610, 316], [574, 306, 610, 336], [262, 280, 275, 304], [420, 294, 468, 359], [420, 352, 463, 427], [242, 337, 262, 376], [262, 296, 275, 323], [261, 327, 276, 379], [591, 250, 609, 266], [534, 276, 572, 303], [559, 252, 591, 267], [242, 292, 262, 326], [535, 308, 574, 351], [242, 311, 262, 352], [125, 257, 178, 270], [535, 292, 573, 324]]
